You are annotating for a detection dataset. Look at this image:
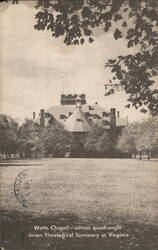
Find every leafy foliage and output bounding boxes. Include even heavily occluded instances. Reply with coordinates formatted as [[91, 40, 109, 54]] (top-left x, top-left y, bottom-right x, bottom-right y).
[[0, 114, 19, 157], [118, 116, 158, 154], [117, 122, 140, 154], [105, 49, 158, 115], [33, 0, 158, 115], [41, 122, 73, 157], [18, 118, 73, 158], [135, 116, 158, 152], [84, 124, 112, 156], [18, 119, 42, 158]]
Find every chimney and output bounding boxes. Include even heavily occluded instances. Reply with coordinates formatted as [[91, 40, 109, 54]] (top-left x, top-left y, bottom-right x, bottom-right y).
[[33, 112, 36, 119], [40, 109, 45, 128], [126, 116, 129, 125], [117, 111, 120, 118], [110, 108, 116, 129]]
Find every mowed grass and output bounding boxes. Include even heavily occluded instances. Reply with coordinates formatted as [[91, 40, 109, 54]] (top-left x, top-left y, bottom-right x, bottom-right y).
[[1, 158, 158, 250]]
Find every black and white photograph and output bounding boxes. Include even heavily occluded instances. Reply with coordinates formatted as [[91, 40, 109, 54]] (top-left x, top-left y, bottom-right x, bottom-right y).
[[0, 0, 158, 249]]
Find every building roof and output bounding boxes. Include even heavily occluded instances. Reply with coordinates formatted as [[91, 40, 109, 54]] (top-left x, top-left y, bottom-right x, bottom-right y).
[[64, 107, 92, 132], [46, 104, 109, 122], [34, 103, 128, 129]]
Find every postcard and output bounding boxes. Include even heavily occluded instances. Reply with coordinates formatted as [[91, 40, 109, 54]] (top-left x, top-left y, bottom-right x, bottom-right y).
[[0, 1, 158, 250]]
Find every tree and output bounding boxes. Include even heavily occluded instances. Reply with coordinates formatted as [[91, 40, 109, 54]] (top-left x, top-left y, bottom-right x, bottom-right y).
[[41, 122, 73, 157], [18, 118, 72, 158], [135, 116, 158, 156], [0, 114, 19, 158], [118, 116, 158, 159], [84, 124, 112, 156], [117, 122, 140, 156], [70, 134, 85, 157], [33, 0, 158, 115], [18, 119, 41, 158]]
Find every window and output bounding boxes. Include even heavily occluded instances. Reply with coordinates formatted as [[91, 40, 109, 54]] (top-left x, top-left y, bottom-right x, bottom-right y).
[[60, 114, 66, 119], [102, 112, 109, 117]]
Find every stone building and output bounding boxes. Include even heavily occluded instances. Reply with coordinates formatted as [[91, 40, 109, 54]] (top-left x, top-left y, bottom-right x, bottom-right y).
[[33, 94, 128, 133]]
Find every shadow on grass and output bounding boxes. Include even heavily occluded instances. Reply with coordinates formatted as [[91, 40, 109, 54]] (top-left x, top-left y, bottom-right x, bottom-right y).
[[1, 209, 158, 250]]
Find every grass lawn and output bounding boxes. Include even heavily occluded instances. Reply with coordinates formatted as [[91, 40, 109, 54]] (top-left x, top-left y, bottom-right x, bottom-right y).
[[1, 158, 158, 250]]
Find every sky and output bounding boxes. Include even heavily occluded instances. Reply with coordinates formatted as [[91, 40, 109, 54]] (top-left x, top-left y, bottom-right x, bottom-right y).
[[0, 1, 152, 123]]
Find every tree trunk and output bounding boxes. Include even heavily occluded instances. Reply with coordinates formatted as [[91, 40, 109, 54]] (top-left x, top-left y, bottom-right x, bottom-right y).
[[147, 151, 150, 160], [139, 152, 142, 160]]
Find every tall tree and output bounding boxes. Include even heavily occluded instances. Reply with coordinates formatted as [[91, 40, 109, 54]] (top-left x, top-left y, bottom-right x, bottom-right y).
[[118, 116, 158, 158], [117, 122, 140, 155], [84, 124, 112, 156], [18, 119, 41, 158], [0, 114, 19, 158], [41, 122, 73, 157], [135, 116, 158, 154]]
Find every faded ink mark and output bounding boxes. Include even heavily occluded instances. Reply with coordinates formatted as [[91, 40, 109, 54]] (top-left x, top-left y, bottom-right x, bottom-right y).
[[14, 169, 30, 208]]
